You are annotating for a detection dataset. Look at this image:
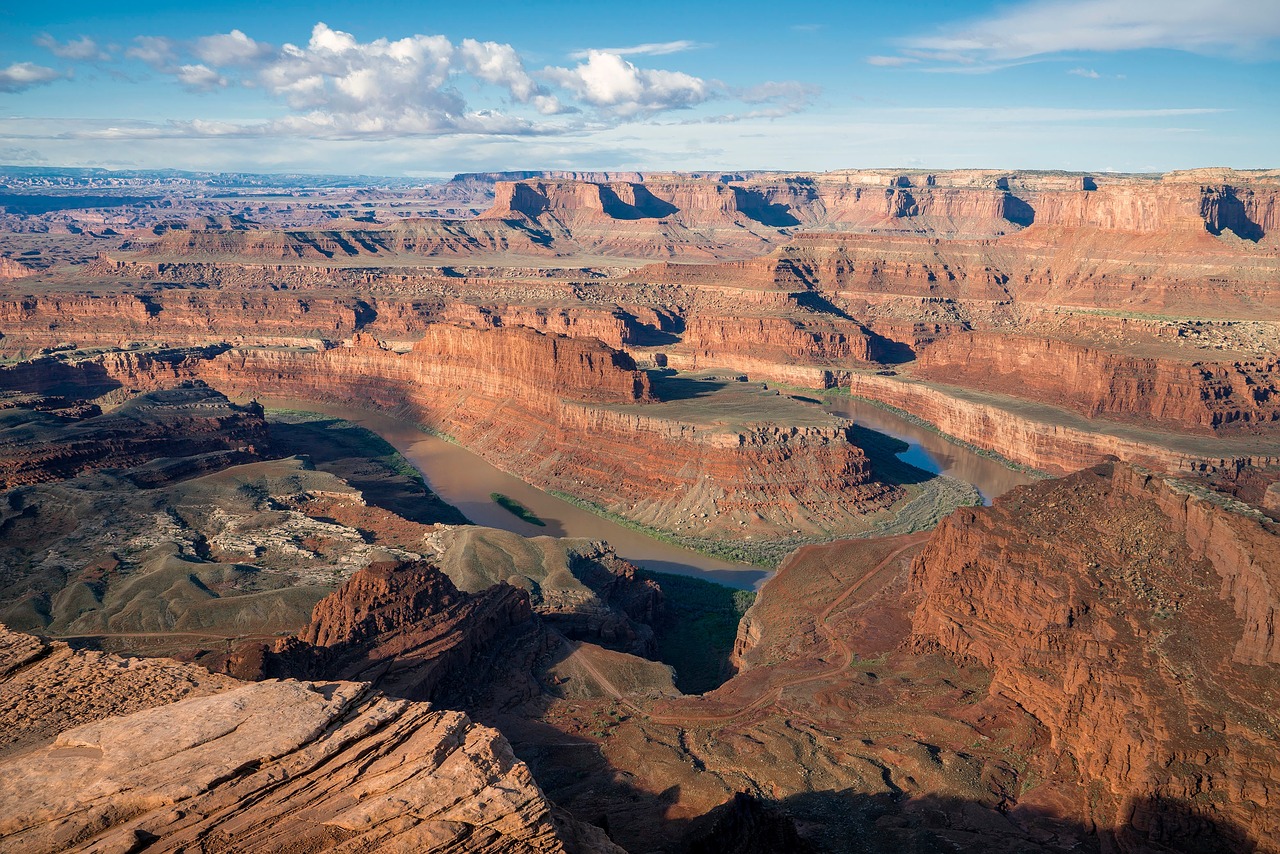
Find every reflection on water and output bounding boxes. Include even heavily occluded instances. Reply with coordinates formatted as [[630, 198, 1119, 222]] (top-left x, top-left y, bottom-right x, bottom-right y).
[[825, 396, 1038, 503], [266, 401, 768, 590]]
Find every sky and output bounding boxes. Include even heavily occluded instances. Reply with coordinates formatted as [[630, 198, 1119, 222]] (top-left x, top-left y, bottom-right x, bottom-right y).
[[1, 0, 1278, 176]]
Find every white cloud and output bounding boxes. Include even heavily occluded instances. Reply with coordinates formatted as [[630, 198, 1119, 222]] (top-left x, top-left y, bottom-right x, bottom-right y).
[[35, 34, 111, 62], [176, 64, 227, 92], [543, 51, 710, 115], [46, 23, 803, 137], [0, 62, 66, 93], [460, 38, 568, 114], [899, 0, 1280, 65], [568, 40, 707, 60], [866, 55, 918, 67], [192, 30, 274, 66], [125, 36, 179, 69], [1068, 67, 1102, 78], [262, 24, 459, 119]]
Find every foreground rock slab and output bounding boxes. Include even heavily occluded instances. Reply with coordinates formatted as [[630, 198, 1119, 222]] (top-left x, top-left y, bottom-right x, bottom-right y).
[[0, 626, 620, 854]]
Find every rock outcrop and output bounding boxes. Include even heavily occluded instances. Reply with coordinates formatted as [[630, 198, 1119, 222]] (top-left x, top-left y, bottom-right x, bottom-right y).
[[910, 461, 1280, 849], [432, 526, 663, 656], [913, 332, 1280, 432], [0, 384, 266, 488], [0, 625, 615, 854], [221, 560, 534, 700]]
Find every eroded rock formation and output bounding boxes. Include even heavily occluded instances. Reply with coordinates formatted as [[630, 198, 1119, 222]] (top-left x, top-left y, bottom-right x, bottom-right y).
[[910, 461, 1280, 849], [0, 626, 617, 854]]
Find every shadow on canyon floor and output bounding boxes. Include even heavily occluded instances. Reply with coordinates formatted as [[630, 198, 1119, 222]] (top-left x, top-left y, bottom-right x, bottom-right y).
[[267, 415, 469, 526], [846, 423, 939, 487], [481, 700, 1263, 854], [648, 371, 730, 401]]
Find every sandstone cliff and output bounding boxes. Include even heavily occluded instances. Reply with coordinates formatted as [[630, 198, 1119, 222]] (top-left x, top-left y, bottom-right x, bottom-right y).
[[0, 625, 616, 853], [233, 560, 536, 703], [73, 326, 894, 539], [913, 332, 1280, 433], [909, 462, 1280, 849]]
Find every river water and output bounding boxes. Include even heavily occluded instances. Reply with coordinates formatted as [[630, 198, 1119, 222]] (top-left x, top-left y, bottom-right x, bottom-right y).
[[824, 396, 1038, 503], [267, 401, 770, 589], [267, 396, 1036, 590]]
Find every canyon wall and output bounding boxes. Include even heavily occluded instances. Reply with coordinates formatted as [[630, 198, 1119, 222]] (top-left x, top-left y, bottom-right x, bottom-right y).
[[55, 327, 893, 538], [843, 372, 1279, 475], [909, 461, 1280, 849], [479, 170, 1279, 242], [913, 332, 1280, 433]]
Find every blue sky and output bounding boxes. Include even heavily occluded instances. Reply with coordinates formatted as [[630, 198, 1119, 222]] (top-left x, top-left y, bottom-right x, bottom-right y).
[[1, 0, 1277, 175]]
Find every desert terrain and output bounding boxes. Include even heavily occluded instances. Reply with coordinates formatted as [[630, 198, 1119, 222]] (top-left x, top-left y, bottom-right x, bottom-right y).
[[1, 166, 1278, 852]]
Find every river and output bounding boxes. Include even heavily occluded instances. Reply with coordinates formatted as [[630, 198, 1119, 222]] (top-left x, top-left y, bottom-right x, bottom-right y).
[[266, 401, 770, 589], [825, 395, 1038, 503], [266, 396, 1036, 590]]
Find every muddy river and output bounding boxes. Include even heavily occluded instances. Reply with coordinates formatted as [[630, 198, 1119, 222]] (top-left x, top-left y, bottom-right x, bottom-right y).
[[268, 396, 1037, 589]]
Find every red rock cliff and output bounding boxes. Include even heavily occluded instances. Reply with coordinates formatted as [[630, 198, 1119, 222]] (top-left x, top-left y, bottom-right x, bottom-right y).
[[909, 462, 1280, 849]]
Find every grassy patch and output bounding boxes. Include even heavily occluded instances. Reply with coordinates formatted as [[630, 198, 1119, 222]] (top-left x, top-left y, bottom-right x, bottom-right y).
[[640, 569, 756, 694], [547, 489, 790, 567], [489, 492, 546, 526]]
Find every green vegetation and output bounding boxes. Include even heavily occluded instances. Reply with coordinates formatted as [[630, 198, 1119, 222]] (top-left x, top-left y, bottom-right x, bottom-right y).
[[547, 489, 793, 567], [489, 492, 547, 526], [640, 569, 756, 694]]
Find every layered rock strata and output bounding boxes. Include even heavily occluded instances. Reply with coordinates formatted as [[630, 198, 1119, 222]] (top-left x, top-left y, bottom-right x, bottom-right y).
[[74, 326, 893, 538], [0, 626, 613, 854], [913, 332, 1280, 432], [910, 461, 1280, 849]]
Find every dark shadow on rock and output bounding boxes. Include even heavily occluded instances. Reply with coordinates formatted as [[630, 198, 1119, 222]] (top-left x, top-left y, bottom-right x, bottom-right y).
[[792, 290, 853, 319], [267, 416, 468, 525], [626, 312, 686, 347], [648, 370, 729, 402], [732, 188, 801, 227], [1002, 193, 1036, 227], [847, 423, 937, 487], [1206, 190, 1264, 242], [683, 792, 818, 854], [0, 357, 123, 398], [600, 184, 679, 220], [868, 332, 916, 364]]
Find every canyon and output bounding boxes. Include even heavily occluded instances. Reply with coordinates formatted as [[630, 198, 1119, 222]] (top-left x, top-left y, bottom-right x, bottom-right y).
[[1, 166, 1278, 852]]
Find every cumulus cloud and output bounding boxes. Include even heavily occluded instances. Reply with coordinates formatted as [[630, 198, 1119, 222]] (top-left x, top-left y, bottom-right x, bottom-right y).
[[886, 0, 1280, 69], [1068, 67, 1102, 78], [460, 38, 568, 114], [48, 22, 811, 137], [176, 64, 227, 92], [543, 51, 710, 115], [35, 34, 111, 62], [0, 62, 66, 93], [192, 30, 274, 66]]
